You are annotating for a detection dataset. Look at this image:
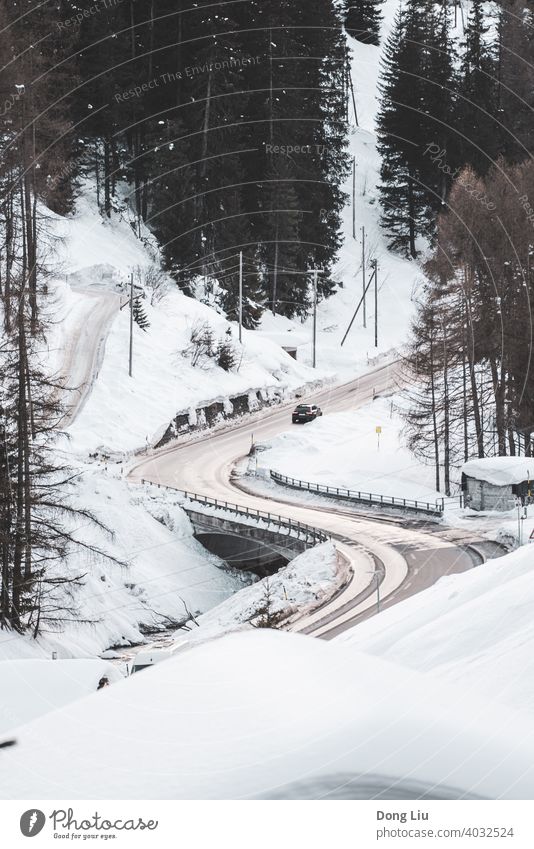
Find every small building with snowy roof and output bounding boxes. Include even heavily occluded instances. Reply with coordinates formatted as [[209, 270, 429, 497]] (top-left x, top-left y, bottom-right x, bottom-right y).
[[255, 330, 308, 361], [461, 457, 533, 511]]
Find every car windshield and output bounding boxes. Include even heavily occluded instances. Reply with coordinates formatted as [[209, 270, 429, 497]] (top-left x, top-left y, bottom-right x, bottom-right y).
[[296, 405, 311, 411]]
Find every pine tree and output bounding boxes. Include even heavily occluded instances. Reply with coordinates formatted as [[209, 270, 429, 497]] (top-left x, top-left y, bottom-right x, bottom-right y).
[[457, 0, 500, 175], [261, 157, 305, 318], [133, 296, 150, 331], [377, 5, 430, 257], [344, 0, 383, 45], [377, 1, 456, 256], [497, 0, 534, 160], [421, 3, 458, 212]]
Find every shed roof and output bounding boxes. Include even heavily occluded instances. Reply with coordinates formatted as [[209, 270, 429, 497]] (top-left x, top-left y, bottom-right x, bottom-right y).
[[462, 457, 533, 487], [255, 330, 308, 349]]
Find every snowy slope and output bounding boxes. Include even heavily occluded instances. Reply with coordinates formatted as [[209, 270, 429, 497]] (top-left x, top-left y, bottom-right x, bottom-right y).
[[0, 659, 122, 735], [65, 281, 318, 455], [2, 629, 534, 799], [338, 543, 534, 715], [38, 182, 322, 455]]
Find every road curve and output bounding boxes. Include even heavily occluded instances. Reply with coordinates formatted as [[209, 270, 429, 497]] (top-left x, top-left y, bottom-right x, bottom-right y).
[[128, 362, 492, 636]]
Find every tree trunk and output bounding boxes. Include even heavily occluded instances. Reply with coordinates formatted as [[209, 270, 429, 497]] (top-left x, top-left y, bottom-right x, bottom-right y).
[[408, 174, 417, 258], [429, 330, 441, 492], [104, 139, 111, 218], [490, 357, 506, 455]]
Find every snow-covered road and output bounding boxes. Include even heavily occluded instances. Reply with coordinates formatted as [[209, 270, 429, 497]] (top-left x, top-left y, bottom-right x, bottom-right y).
[[57, 286, 120, 427], [129, 361, 491, 635]]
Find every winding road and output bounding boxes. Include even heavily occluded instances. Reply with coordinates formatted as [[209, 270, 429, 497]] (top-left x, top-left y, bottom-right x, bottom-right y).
[[129, 361, 503, 638]]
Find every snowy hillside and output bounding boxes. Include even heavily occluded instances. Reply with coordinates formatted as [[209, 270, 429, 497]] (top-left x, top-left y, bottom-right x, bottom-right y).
[[176, 542, 340, 644], [0, 472, 247, 661], [42, 185, 322, 456]]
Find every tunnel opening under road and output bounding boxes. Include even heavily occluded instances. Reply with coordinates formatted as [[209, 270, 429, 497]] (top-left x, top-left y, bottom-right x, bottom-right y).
[[195, 532, 290, 578]]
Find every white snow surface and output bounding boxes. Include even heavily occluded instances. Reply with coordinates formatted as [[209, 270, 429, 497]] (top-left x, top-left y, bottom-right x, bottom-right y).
[[338, 543, 534, 715], [1, 629, 534, 799], [0, 659, 122, 735], [462, 456, 533, 486]]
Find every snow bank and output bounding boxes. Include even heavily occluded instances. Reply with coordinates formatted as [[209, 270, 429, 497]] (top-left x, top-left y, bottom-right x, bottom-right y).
[[338, 544, 534, 714], [0, 659, 122, 735], [1, 630, 534, 799], [180, 542, 339, 643]]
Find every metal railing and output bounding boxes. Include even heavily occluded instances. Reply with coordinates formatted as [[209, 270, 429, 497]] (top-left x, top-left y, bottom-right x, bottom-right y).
[[270, 471, 444, 517], [140, 479, 329, 547]]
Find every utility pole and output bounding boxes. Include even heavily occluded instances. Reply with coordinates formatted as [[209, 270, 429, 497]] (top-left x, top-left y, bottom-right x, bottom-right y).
[[347, 57, 358, 127], [312, 267, 319, 368], [361, 225, 366, 328], [238, 250, 243, 344], [129, 271, 134, 377], [341, 259, 377, 347], [352, 156, 356, 240], [371, 258, 378, 347], [120, 273, 135, 377]]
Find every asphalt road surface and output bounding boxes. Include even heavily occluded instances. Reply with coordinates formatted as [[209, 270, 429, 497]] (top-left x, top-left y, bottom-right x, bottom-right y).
[[129, 361, 503, 636]]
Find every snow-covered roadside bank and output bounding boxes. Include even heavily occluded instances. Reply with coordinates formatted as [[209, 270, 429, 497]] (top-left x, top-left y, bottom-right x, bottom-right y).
[[42, 187, 329, 457], [173, 542, 343, 646], [64, 281, 327, 457]]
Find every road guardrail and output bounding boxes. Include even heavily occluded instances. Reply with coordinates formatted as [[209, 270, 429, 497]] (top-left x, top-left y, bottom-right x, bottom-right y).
[[269, 471, 444, 518], [140, 478, 330, 547]]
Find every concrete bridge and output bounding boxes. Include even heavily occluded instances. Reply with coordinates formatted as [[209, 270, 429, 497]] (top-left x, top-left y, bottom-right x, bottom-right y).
[[186, 508, 310, 576]]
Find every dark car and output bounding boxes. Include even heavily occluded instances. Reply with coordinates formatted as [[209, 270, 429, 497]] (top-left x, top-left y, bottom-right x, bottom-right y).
[[292, 403, 323, 424]]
